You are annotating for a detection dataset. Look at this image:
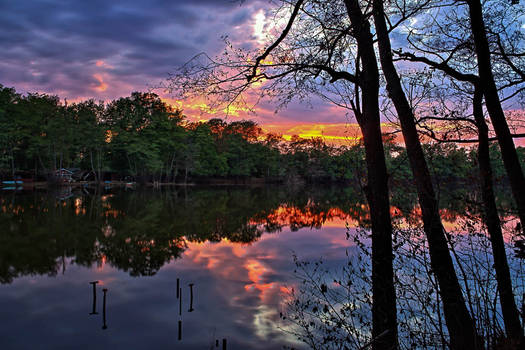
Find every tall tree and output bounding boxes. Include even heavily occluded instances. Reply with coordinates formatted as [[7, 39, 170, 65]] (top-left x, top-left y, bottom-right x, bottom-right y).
[[472, 84, 523, 343], [341, 1, 398, 347], [398, 0, 525, 233], [372, 1, 481, 347], [466, 0, 525, 231], [392, 1, 524, 341]]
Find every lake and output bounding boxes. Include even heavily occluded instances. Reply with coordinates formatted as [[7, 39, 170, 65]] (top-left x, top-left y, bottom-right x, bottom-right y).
[[0, 185, 522, 349], [0, 185, 370, 349]]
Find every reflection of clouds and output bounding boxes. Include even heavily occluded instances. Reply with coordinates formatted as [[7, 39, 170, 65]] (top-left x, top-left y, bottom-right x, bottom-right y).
[[252, 304, 283, 339], [174, 221, 353, 347], [174, 237, 300, 347], [0, 214, 351, 349], [245, 259, 269, 287]]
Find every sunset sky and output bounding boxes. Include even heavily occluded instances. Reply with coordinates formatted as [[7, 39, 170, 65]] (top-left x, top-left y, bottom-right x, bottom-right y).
[[0, 0, 365, 142], [1, 0, 523, 144]]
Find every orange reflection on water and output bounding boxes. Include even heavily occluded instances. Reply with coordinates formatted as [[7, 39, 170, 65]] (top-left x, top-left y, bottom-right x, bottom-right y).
[[244, 259, 275, 297], [74, 198, 86, 216], [1, 204, 25, 215], [251, 205, 355, 230], [97, 254, 107, 271]]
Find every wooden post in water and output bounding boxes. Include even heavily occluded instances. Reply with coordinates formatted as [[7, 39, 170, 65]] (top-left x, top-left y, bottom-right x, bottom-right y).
[[179, 287, 182, 316], [89, 281, 99, 315], [102, 288, 108, 330], [222, 338, 226, 350], [176, 278, 180, 299], [188, 283, 194, 312], [178, 320, 182, 341]]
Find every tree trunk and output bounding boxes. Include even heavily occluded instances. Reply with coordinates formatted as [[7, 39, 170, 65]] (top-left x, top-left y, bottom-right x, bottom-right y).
[[344, 1, 398, 348], [167, 154, 175, 183], [97, 149, 102, 183], [372, 1, 481, 348], [90, 150, 98, 182], [473, 86, 523, 343], [53, 148, 57, 173], [126, 153, 134, 177], [37, 154, 49, 181], [9, 147, 15, 179], [467, 0, 525, 232], [173, 165, 179, 183]]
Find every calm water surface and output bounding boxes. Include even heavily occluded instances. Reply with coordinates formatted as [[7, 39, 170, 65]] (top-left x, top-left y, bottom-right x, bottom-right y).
[[0, 186, 366, 349], [2, 185, 518, 349]]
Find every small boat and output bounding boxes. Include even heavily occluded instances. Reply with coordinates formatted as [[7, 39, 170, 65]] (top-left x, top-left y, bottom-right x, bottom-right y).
[[2, 180, 23, 185], [1, 186, 22, 191]]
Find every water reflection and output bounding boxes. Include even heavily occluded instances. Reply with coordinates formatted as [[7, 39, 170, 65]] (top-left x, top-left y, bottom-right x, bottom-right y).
[[0, 184, 510, 283], [0, 186, 373, 283], [0, 184, 514, 349]]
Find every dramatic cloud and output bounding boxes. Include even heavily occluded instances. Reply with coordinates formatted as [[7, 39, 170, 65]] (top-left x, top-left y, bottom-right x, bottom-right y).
[[0, 1, 265, 98], [0, 0, 357, 131]]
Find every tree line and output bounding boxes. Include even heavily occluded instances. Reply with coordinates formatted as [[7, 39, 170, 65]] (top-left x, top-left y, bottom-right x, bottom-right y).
[[1, 85, 522, 188]]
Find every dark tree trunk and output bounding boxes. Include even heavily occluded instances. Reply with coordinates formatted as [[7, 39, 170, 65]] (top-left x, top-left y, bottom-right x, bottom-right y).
[[473, 86, 523, 343], [10, 147, 15, 179], [372, 1, 481, 348], [97, 149, 102, 183], [344, 1, 398, 348], [467, 0, 525, 232], [37, 154, 49, 181], [90, 150, 98, 182], [168, 153, 176, 182], [173, 165, 179, 183]]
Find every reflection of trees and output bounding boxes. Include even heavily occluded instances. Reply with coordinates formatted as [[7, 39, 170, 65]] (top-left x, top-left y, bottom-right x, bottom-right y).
[[251, 186, 370, 231], [0, 183, 493, 283]]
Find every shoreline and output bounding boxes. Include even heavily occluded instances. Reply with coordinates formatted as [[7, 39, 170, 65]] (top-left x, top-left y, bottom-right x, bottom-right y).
[[0, 178, 290, 189]]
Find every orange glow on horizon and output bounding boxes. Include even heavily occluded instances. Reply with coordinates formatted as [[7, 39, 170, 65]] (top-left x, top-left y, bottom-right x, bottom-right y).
[[159, 95, 409, 146]]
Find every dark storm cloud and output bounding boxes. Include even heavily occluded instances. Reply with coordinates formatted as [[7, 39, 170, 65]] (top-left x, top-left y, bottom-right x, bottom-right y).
[[0, 0, 263, 99]]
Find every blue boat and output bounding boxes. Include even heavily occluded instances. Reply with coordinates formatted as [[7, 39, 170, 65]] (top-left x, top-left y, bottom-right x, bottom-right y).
[[1, 186, 22, 190], [2, 180, 23, 185]]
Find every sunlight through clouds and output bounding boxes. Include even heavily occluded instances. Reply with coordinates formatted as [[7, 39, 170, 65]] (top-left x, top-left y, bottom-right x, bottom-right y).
[[253, 9, 267, 44]]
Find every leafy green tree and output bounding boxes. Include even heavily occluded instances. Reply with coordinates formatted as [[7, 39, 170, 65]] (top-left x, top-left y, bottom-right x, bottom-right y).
[[105, 92, 181, 179], [17, 93, 63, 177], [0, 85, 21, 178], [66, 100, 107, 180]]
